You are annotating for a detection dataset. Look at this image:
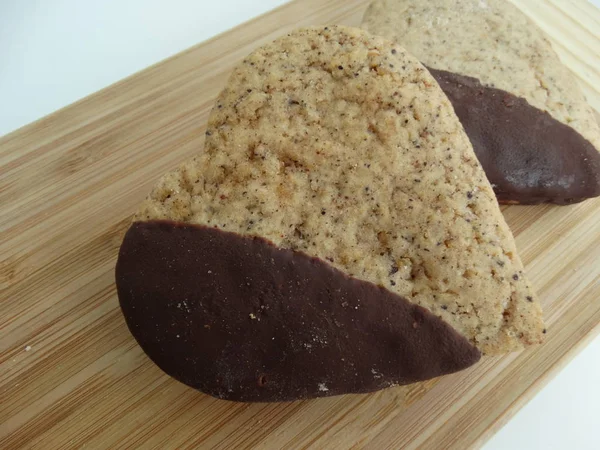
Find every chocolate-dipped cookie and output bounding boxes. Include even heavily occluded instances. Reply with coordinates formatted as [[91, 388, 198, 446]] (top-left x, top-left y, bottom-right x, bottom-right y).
[[362, 0, 600, 204], [116, 26, 544, 402]]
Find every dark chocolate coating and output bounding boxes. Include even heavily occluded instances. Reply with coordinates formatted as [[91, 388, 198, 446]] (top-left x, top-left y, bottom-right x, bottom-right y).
[[116, 220, 481, 402], [428, 67, 600, 205]]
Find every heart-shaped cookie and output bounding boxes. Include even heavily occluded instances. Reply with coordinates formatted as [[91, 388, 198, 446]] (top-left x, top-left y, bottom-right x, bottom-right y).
[[362, 0, 600, 204], [116, 26, 544, 402]]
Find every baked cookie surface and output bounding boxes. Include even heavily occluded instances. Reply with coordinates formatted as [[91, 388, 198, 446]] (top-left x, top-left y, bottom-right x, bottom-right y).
[[362, 0, 600, 204], [117, 26, 544, 401]]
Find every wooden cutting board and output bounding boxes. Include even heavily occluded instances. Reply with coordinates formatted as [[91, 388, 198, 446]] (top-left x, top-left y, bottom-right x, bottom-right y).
[[2, 0, 599, 448]]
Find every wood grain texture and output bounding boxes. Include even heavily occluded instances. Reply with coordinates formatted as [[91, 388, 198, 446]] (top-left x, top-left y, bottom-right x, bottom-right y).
[[1, 0, 599, 448]]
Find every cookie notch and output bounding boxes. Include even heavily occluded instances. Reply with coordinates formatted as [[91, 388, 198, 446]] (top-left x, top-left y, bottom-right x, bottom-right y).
[[116, 221, 481, 402]]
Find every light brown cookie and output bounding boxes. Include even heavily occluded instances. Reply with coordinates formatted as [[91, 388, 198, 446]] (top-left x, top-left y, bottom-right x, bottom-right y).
[[117, 26, 544, 401], [362, 0, 600, 204]]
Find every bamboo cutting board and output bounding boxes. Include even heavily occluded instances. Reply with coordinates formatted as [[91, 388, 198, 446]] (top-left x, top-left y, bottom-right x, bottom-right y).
[[2, 0, 599, 448]]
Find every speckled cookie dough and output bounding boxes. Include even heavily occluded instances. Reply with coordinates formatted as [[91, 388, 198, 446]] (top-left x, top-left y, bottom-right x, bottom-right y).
[[135, 26, 544, 355], [361, 0, 600, 150]]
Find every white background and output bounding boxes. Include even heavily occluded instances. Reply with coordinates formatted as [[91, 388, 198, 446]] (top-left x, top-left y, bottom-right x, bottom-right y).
[[2, 1, 599, 448]]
